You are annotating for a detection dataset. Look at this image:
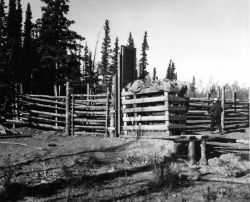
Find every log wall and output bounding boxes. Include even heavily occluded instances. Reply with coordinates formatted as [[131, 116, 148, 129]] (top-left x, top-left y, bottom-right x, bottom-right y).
[[121, 88, 188, 138], [6, 89, 110, 136]]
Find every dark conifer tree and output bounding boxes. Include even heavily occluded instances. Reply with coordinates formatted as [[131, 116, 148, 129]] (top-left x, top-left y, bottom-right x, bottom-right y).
[[83, 44, 89, 80], [190, 76, 196, 97], [171, 61, 177, 80], [166, 59, 177, 80], [87, 52, 98, 88], [109, 37, 119, 76], [7, 0, 22, 82], [166, 59, 172, 80], [82, 44, 98, 90], [152, 67, 157, 81], [127, 32, 134, 48], [0, 0, 7, 80], [38, 0, 84, 94], [139, 31, 149, 79], [22, 3, 33, 93], [100, 19, 111, 85]]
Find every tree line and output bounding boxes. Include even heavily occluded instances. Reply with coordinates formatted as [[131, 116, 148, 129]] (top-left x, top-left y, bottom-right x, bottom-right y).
[[0, 0, 178, 95]]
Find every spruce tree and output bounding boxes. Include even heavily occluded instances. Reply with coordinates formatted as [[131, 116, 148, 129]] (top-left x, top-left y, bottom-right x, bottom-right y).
[[166, 59, 177, 80], [171, 61, 177, 80], [166, 60, 172, 80], [38, 0, 84, 94], [22, 3, 33, 93], [190, 76, 196, 97], [7, 0, 22, 82], [0, 0, 7, 80], [139, 31, 149, 79], [100, 19, 111, 85], [127, 32, 134, 48], [109, 37, 119, 76], [83, 44, 89, 81], [152, 67, 157, 81]]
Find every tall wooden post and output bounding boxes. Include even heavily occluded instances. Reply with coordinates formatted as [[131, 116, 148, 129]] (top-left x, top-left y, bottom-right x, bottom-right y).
[[117, 61, 121, 136], [200, 140, 207, 165], [105, 87, 110, 137], [19, 83, 23, 94], [109, 75, 116, 137], [71, 94, 74, 136], [188, 140, 196, 165], [65, 81, 70, 136], [221, 86, 225, 131], [233, 91, 237, 112], [54, 84, 58, 128]]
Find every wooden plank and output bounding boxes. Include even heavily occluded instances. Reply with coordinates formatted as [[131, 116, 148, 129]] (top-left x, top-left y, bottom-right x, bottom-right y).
[[74, 99, 107, 104], [122, 96, 166, 105], [124, 106, 167, 113], [21, 101, 65, 111], [21, 94, 65, 99], [25, 116, 65, 124], [74, 118, 106, 123], [74, 110, 106, 115], [187, 120, 210, 124], [123, 106, 186, 113], [73, 94, 107, 97], [123, 115, 166, 122], [225, 120, 249, 125], [30, 110, 65, 117], [23, 97, 65, 105], [225, 123, 248, 129], [74, 125, 105, 129], [74, 105, 106, 110], [123, 125, 168, 130], [75, 104, 106, 111], [121, 88, 165, 96]]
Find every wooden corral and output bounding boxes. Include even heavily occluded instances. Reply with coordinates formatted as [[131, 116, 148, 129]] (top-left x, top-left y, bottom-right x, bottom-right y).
[[120, 88, 188, 138], [187, 88, 249, 133], [2, 82, 249, 138], [4, 82, 110, 136]]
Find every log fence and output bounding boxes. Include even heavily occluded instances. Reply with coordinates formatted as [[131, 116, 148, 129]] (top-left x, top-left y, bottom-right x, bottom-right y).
[[3, 83, 249, 137], [187, 88, 249, 133], [6, 82, 110, 136]]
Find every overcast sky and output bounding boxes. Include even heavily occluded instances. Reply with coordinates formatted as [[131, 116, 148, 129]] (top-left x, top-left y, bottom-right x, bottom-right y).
[[22, 0, 250, 87]]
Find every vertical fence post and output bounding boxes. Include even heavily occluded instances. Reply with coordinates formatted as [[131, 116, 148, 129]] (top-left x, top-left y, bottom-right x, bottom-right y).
[[19, 83, 23, 94], [233, 91, 237, 112], [54, 84, 58, 128], [65, 81, 70, 136], [164, 91, 170, 136], [188, 140, 196, 165], [105, 87, 110, 137], [71, 94, 74, 136], [109, 75, 116, 138], [221, 86, 225, 131]]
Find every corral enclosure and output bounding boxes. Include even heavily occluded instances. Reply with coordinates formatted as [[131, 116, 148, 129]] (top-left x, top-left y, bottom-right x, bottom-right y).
[[2, 81, 249, 138]]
